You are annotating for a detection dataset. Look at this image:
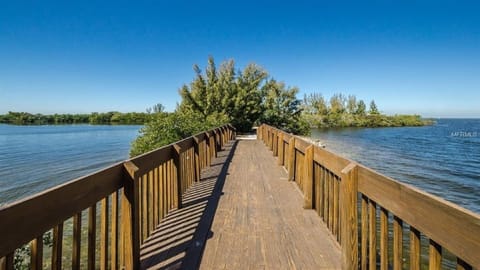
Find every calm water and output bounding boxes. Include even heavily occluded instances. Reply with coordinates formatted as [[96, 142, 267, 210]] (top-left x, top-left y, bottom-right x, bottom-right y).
[[311, 119, 480, 213], [0, 124, 141, 205]]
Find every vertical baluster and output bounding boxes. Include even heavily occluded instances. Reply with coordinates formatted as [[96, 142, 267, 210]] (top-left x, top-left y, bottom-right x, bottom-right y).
[[111, 192, 118, 270], [148, 170, 154, 235], [30, 235, 43, 270], [72, 212, 81, 270], [166, 159, 171, 212], [361, 195, 368, 270], [154, 167, 159, 227], [393, 216, 403, 270], [410, 226, 421, 270], [429, 240, 442, 270], [88, 205, 96, 270], [323, 168, 328, 223], [119, 188, 125, 269], [142, 174, 148, 241], [369, 200, 377, 270], [100, 196, 109, 270], [317, 166, 324, 218], [160, 164, 165, 219], [333, 176, 339, 238], [52, 223, 63, 270], [328, 172, 334, 232], [380, 207, 388, 270]]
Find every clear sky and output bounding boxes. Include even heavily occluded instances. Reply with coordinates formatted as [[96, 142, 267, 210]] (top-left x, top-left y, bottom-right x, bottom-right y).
[[1, 1, 479, 117]]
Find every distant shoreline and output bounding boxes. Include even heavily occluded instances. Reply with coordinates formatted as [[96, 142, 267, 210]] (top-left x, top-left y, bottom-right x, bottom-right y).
[[0, 111, 150, 125]]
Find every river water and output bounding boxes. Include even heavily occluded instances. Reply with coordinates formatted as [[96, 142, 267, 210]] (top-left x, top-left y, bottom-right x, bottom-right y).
[[1, 120, 479, 214], [311, 118, 480, 214], [0, 124, 141, 205]]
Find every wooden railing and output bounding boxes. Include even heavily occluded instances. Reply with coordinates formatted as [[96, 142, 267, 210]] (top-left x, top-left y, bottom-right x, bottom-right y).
[[0, 124, 235, 270], [258, 124, 480, 270]]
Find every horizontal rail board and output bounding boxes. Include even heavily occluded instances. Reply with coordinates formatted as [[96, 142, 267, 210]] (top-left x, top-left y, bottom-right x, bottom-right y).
[[313, 146, 352, 176], [0, 163, 124, 257], [358, 165, 480, 267], [282, 133, 292, 142], [130, 145, 172, 176], [294, 138, 310, 153]]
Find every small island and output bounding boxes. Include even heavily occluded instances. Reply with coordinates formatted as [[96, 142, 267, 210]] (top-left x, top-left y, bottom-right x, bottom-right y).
[[301, 93, 433, 128]]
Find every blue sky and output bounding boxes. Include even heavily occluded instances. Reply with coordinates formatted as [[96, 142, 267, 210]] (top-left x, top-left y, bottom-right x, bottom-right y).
[[1, 1, 479, 117]]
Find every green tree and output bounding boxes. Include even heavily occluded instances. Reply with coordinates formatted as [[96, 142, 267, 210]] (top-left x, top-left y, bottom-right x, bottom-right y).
[[347, 95, 357, 114], [179, 57, 267, 132], [303, 93, 328, 115], [260, 80, 310, 134], [369, 100, 379, 115], [329, 93, 346, 114], [356, 100, 367, 116]]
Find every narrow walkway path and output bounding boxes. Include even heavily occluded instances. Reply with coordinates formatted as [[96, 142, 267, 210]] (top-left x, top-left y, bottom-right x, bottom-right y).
[[140, 139, 342, 270]]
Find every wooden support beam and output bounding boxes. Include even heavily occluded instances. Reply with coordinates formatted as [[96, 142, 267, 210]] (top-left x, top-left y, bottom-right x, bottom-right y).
[[122, 161, 141, 270], [303, 145, 314, 209], [173, 144, 183, 209], [340, 163, 358, 270], [287, 137, 296, 181]]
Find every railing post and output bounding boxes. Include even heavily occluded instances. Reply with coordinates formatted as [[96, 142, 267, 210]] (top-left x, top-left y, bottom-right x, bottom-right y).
[[205, 132, 212, 166], [122, 161, 140, 270], [303, 145, 314, 209], [213, 129, 219, 158], [287, 137, 296, 181], [269, 128, 273, 150], [340, 163, 358, 270], [273, 130, 278, 156], [231, 125, 236, 140], [193, 136, 200, 182], [278, 132, 284, 166], [173, 144, 183, 209], [257, 125, 262, 140]]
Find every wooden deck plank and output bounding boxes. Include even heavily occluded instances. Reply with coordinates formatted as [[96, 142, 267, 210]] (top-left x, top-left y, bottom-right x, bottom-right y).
[[140, 139, 341, 269]]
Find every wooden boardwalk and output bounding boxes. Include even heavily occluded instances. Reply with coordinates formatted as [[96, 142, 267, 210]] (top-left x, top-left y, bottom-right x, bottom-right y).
[[139, 139, 341, 270]]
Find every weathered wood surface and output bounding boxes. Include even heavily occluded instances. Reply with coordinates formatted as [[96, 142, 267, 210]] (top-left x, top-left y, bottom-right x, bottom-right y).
[[139, 139, 341, 269]]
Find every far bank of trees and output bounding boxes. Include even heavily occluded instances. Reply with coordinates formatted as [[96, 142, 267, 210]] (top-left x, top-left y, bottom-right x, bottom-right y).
[[131, 57, 432, 157], [301, 93, 431, 128], [0, 111, 151, 125]]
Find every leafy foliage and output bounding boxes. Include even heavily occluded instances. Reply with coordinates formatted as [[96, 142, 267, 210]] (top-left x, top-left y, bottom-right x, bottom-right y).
[[302, 93, 431, 128], [130, 56, 309, 157], [259, 79, 309, 134]]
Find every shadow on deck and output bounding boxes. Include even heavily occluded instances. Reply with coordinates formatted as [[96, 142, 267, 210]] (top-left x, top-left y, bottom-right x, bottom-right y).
[[140, 139, 341, 270], [140, 141, 237, 269]]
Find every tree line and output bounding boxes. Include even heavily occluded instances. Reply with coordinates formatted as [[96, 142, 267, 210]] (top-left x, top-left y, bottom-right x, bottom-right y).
[[0, 111, 151, 125], [131, 56, 432, 156], [301, 93, 431, 128]]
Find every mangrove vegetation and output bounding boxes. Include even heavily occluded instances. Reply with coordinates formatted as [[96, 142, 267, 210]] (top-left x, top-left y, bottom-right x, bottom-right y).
[[0, 111, 150, 125], [301, 93, 432, 128], [131, 57, 432, 157]]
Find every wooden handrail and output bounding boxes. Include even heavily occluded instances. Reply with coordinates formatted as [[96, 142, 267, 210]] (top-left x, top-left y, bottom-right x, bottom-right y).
[[258, 123, 480, 269], [0, 124, 235, 270]]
